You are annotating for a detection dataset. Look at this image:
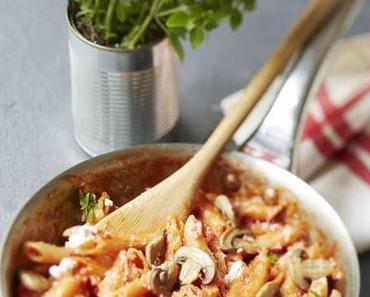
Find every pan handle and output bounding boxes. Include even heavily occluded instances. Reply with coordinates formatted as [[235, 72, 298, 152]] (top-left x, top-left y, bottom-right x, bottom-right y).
[[239, 0, 363, 174]]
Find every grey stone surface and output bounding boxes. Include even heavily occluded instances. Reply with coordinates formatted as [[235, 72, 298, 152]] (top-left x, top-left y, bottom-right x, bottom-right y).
[[0, 0, 369, 294]]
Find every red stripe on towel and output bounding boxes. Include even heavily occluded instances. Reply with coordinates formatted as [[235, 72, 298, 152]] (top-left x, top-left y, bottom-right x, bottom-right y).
[[305, 82, 370, 184], [304, 114, 337, 157], [317, 85, 354, 140], [353, 132, 370, 154], [302, 113, 321, 139], [336, 148, 370, 185]]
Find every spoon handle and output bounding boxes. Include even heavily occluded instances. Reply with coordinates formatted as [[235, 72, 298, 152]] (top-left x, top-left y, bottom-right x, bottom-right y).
[[186, 0, 340, 177], [96, 0, 342, 237]]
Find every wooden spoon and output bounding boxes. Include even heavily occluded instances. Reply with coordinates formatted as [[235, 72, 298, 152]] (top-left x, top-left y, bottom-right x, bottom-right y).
[[97, 0, 339, 237]]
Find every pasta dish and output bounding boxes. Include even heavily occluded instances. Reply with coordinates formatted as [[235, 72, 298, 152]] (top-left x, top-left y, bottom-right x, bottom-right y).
[[16, 169, 344, 297]]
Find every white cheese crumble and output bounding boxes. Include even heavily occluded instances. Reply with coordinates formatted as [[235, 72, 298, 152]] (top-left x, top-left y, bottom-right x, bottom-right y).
[[49, 258, 77, 279], [263, 188, 276, 200], [65, 225, 97, 249], [282, 226, 294, 241], [224, 261, 244, 284], [104, 198, 114, 207]]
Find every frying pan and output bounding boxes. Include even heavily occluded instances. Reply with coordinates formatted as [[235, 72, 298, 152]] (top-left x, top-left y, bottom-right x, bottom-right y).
[[0, 0, 363, 296]]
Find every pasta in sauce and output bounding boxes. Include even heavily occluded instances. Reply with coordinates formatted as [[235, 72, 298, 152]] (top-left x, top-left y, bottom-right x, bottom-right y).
[[16, 170, 344, 297]]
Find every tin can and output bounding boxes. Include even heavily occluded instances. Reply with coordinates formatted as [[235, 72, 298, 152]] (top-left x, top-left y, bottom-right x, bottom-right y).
[[67, 8, 179, 156]]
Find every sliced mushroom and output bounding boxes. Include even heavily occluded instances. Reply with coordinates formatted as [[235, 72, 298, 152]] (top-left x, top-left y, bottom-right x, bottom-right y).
[[150, 260, 180, 296], [214, 195, 235, 225], [309, 277, 328, 297], [19, 271, 50, 293], [146, 231, 166, 266], [233, 238, 258, 254], [256, 281, 279, 297], [178, 261, 202, 285], [287, 249, 336, 291], [220, 228, 249, 250], [220, 228, 258, 254], [330, 289, 342, 297], [301, 259, 336, 280], [175, 246, 216, 285], [287, 248, 310, 289]]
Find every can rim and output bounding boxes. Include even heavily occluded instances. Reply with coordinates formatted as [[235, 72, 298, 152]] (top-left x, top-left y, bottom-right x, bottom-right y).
[[66, 1, 166, 53]]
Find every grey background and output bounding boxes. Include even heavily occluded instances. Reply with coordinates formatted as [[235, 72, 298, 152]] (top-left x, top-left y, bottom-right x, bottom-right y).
[[0, 0, 369, 294]]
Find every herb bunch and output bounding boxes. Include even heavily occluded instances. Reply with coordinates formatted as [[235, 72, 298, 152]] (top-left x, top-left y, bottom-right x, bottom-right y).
[[70, 0, 256, 60]]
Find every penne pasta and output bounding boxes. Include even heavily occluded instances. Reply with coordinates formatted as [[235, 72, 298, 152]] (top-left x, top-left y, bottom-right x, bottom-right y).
[[110, 279, 150, 297], [236, 198, 284, 221], [184, 215, 212, 255], [226, 254, 270, 297], [24, 242, 70, 264], [256, 225, 304, 249], [43, 276, 81, 297], [199, 202, 228, 237], [165, 217, 184, 260], [72, 234, 148, 256], [15, 171, 345, 297], [98, 248, 149, 295]]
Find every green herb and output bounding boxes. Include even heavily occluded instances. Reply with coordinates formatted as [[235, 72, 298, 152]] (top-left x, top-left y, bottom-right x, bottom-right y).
[[267, 253, 279, 265], [70, 0, 257, 60], [79, 191, 97, 223], [310, 290, 321, 297]]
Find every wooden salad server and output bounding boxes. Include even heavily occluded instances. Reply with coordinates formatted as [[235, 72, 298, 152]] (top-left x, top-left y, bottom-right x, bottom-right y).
[[96, 0, 341, 237]]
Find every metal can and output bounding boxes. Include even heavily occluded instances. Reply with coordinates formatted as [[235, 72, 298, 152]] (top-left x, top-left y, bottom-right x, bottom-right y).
[[67, 10, 179, 156]]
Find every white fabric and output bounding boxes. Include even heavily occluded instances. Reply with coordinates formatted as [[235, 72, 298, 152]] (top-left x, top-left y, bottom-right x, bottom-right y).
[[220, 34, 370, 252]]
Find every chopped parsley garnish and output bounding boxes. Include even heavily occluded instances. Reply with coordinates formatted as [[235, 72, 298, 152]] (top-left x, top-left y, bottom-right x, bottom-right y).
[[310, 290, 321, 297], [267, 253, 279, 265], [79, 191, 97, 223]]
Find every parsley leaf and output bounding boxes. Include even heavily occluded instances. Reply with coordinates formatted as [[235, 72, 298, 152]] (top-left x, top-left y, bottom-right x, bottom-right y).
[[310, 290, 321, 297], [189, 27, 205, 49], [167, 12, 190, 28], [267, 253, 279, 265], [169, 33, 185, 61], [230, 9, 243, 31], [244, 0, 257, 11], [79, 191, 97, 223]]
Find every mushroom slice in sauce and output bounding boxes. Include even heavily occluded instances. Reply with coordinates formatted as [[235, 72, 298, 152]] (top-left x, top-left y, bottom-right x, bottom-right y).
[[309, 277, 328, 297], [301, 259, 336, 280], [175, 246, 216, 285], [150, 261, 180, 296], [178, 261, 202, 285], [256, 281, 279, 297], [287, 248, 310, 289], [214, 195, 235, 225], [220, 228, 258, 254], [146, 231, 166, 266], [287, 247, 336, 290]]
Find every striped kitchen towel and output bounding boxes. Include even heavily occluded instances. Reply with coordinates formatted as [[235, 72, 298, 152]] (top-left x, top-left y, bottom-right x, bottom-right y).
[[221, 34, 370, 252]]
